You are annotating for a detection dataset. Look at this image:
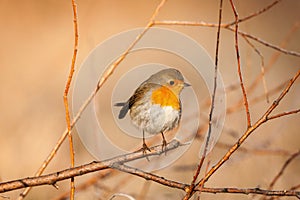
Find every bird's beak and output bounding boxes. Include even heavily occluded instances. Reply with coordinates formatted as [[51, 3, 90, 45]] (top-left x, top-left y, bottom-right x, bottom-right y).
[[184, 82, 191, 87]]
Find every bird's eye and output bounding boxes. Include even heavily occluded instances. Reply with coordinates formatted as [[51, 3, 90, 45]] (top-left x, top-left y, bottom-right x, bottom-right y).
[[169, 80, 175, 85]]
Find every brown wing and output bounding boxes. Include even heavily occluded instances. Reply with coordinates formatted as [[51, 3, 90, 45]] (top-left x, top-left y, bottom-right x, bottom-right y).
[[116, 83, 160, 119], [128, 83, 159, 108]]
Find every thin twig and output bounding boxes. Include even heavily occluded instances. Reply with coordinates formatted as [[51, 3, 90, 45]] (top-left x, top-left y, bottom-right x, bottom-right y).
[[230, 0, 251, 128], [17, 1, 79, 199], [228, 26, 300, 57], [226, 21, 300, 113], [267, 109, 300, 120], [242, 35, 269, 103], [65, 1, 78, 199], [183, 0, 224, 199], [95, 0, 166, 90], [154, 20, 300, 57], [242, 22, 300, 97], [200, 187, 300, 197], [224, 0, 282, 27], [16, 1, 166, 199]]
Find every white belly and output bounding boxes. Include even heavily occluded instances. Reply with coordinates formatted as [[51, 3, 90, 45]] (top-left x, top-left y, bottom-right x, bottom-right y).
[[130, 103, 180, 134]]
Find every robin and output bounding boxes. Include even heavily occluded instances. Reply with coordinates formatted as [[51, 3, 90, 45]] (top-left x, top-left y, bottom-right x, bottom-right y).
[[115, 68, 190, 152]]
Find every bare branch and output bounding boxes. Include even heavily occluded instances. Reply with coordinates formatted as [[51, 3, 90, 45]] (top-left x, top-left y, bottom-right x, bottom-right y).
[[0, 140, 181, 193], [154, 20, 300, 57], [183, 0, 224, 199], [16, 0, 167, 198], [195, 70, 300, 191], [229, 0, 252, 128], [225, 0, 283, 27]]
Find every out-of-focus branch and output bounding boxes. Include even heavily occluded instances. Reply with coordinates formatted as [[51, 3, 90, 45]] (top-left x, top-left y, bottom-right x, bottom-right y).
[[268, 150, 300, 189]]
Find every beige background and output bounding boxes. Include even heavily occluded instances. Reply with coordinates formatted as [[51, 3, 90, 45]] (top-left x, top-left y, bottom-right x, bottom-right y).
[[0, 1, 299, 199]]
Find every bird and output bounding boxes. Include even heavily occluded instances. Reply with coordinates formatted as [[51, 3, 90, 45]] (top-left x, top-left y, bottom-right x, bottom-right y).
[[115, 68, 190, 153]]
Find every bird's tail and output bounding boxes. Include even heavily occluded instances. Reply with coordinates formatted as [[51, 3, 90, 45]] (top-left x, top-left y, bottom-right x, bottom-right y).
[[114, 102, 129, 119]]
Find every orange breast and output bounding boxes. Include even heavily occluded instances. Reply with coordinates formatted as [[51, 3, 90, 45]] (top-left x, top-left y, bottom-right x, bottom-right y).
[[151, 86, 180, 110]]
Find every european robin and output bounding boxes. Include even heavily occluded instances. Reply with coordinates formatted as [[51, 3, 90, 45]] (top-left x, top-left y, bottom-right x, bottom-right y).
[[115, 68, 190, 152]]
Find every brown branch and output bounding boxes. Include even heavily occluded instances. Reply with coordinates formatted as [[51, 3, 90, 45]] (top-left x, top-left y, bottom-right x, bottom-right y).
[[214, 140, 294, 157], [291, 184, 300, 191], [65, 1, 78, 199], [242, 35, 269, 103], [9, 158, 299, 199], [0, 140, 181, 193], [154, 20, 300, 58], [201, 187, 300, 197], [95, 0, 166, 90], [10, 2, 298, 199], [230, 0, 252, 128], [184, 0, 224, 199], [111, 163, 188, 191], [229, 26, 300, 57], [225, 0, 282, 27], [52, 171, 113, 200], [267, 109, 300, 120], [2, 141, 298, 198], [18, 1, 79, 199], [193, 70, 300, 195], [111, 164, 300, 198], [15, 1, 167, 199], [243, 22, 300, 96]]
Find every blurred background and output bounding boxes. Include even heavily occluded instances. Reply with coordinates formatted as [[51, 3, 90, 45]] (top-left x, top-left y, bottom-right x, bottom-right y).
[[0, 0, 299, 199]]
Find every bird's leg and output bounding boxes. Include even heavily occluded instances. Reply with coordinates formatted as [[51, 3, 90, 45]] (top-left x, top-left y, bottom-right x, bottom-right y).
[[142, 130, 151, 154], [161, 132, 167, 153]]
